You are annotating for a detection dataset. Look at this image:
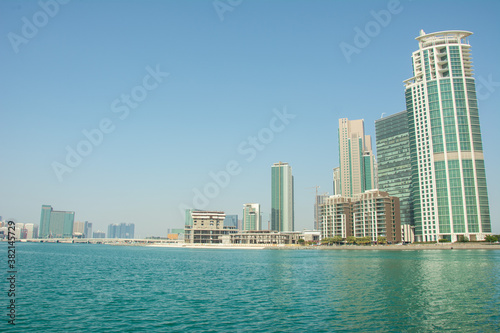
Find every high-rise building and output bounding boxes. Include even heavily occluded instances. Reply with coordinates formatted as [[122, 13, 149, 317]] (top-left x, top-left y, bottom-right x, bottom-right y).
[[39, 205, 75, 238], [107, 223, 135, 239], [271, 162, 294, 232], [338, 118, 377, 197], [404, 30, 491, 242], [85, 222, 93, 239], [242, 204, 261, 231], [375, 111, 413, 227]]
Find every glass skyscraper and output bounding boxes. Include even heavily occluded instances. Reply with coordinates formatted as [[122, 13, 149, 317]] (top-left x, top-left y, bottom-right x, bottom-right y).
[[375, 111, 413, 227], [404, 30, 491, 242], [271, 162, 294, 232]]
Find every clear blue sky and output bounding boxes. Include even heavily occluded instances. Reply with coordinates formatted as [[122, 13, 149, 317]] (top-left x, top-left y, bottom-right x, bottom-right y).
[[1, 0, 499, 237]]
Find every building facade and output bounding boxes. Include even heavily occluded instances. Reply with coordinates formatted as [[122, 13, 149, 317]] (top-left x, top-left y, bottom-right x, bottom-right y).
[[108, 223, 135, 239], [242, 204, 261, 231], [404, 30, 491, 242], [352, 190, 401, 244], [224, 215, 239, 229], [338, 118, 377, 197], [271, 162, 294, 232], [39, 205, 75, 238], [319, 190, 401, 243], [375, 111, 414, 227], [184, 211, 237, 244], [319, 195, 352, 239]]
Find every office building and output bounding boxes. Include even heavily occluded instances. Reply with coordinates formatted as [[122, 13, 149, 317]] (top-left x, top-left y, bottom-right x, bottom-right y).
[[271, 161, 294, 232], [375, 111, 413, 227], [338, 118, 377, 197], [404, 30, 491, 242], [242, 204, 261, 231], [39, 205, 75, 238]]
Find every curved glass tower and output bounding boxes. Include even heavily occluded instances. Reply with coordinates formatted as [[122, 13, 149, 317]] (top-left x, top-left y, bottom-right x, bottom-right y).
[[404, 30, 491, 242]]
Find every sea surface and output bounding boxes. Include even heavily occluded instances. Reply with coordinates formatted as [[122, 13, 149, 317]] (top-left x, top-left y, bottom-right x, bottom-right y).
[[2, 243, 500, 332]]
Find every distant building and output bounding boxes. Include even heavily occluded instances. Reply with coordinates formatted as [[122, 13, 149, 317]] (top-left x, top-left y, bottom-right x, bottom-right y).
[[184, 211, 237, 244], [338, 118, 377, 197], [93, 230, 106, 238], [24, 223, 38, 239], [242, 204, 261, 231], [314, 193, 329, 231], [85, 222, 93, 239], [108, 223, 135, 239], [73, 221, 85, 238], [224, 215, 239, 229], [271, 162, 294, 232], [39, 205, 75, 238]]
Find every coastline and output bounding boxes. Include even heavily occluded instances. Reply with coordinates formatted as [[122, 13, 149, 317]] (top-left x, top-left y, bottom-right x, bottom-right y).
[[146, 242, 500, 250]]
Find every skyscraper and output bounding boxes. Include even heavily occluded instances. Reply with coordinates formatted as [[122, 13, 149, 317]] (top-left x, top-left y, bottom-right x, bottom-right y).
[[271, 162, 294, 232], [242, 203, 261, 231], [338, 118, 377, 197], [404, 30, 491, 242], [39, 205, 75, 238], [375, 111, 413, 227]]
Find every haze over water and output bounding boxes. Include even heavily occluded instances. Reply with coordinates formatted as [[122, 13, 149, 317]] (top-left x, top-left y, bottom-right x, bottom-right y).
[[4, 243, 500, 332]]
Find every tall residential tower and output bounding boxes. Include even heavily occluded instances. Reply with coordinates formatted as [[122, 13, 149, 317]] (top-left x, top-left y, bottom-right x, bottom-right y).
[[338, 118, 377, 197], [404, 30, 491, 242], [271, 162, 294, 232]]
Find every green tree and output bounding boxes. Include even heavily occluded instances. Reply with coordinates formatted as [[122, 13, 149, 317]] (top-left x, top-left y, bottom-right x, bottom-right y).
[[485, 235, 498, 243], [298, 238, 305, 245], [346, 236, 356, 244], [332, 235, 343, 244], [377, 236, 387, 244], [321, 237, 332, 245], [356, 236, 371, 245]]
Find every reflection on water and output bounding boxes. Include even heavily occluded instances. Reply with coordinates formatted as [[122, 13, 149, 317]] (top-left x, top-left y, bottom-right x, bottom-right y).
[[7, 244, 500, 332]]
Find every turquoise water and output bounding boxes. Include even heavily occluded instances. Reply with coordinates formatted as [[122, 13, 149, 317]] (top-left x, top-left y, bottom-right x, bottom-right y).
[[2, 243, 500, 332]]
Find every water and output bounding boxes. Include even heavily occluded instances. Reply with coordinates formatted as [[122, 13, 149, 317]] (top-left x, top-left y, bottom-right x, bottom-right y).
[[2, 243, 500, 332]]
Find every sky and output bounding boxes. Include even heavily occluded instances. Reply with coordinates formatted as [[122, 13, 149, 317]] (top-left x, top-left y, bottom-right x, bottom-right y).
[[1, 0, 499, 238]]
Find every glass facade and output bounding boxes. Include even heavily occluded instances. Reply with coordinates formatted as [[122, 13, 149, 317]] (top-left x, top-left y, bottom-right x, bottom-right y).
[[271, 162, 294, 232], [242, 204, 260, 231], [404, 30, 491, 242], [375, 111, 413, 227], [39, 205, 75, 238]]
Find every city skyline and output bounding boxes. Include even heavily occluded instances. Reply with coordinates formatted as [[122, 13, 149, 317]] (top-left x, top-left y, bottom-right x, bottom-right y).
[[1, 1, 499, 237]]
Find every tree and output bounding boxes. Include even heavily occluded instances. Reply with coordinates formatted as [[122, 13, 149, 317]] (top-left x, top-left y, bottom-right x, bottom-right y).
[[485, 235, 498, 243], [377, 236, 387, 245], [321, 237, 333, 245], [346, 236, 356, 244], [298, 238, 305, 245], [356, 236, 371, 245], [332, 235, 343, 244]]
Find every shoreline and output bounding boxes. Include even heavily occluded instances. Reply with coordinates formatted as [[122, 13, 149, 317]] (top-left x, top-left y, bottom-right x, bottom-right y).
[[147, 242, 500, 250]]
